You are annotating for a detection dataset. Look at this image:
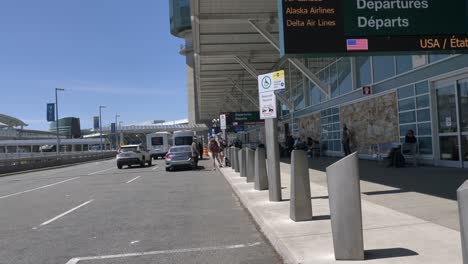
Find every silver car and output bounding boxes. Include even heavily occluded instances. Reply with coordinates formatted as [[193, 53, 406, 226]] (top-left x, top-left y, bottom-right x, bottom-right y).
[[165, 146, 195, 171]]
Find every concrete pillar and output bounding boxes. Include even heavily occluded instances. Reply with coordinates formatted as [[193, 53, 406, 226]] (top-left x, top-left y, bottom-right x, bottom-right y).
[[255, 147, 268, 190], [265, 118, 282, 201], [457, 180, 468, 264], [234, 147, 240, 173], [239, 148, 246, 177], [226, 146, 231, 167], [290, 150, 312, 221], [246, 148, 255, 183], [326, 152, 364, 260]]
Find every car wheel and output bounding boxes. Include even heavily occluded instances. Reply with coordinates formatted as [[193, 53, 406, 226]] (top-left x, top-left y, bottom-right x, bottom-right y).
[[140, 158, 145, 167], [117, 163, 122, 169], [148, 159, 152, 166], [165, 167, 170, 172], [154, 156, 158, 160]]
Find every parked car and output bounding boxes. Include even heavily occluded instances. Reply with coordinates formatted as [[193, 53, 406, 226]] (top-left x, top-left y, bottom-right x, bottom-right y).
[[116, 144, 151, 169], [165, 145, 195, 171]]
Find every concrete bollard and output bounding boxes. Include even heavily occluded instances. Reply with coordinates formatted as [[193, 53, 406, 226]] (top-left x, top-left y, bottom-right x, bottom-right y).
[[457, 180, 468, 264], [254, 147, 268, 190], [239, 148, 247, 177], [290, 150, 312, 222], [246, 148, 255, 183], [225, 147, 230, 167], [233, 147, 240, 173], [326, 152, 364, 260]]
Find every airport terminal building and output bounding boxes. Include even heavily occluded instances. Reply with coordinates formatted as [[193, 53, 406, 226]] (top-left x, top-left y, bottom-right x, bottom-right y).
[[170, 0, 468, 168]]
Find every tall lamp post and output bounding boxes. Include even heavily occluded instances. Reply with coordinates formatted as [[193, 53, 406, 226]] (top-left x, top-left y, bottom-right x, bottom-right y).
[[99, 105, 106, 153], [55, 88, 65, 156], [115, 114, 120, 150]]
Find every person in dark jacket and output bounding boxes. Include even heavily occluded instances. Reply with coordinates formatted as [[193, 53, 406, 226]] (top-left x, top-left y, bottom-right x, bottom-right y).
[[198, 140, 203, 160], [342, 124, 351, 156]]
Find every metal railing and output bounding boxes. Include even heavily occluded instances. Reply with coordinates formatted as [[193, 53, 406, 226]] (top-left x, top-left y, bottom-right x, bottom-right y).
[[0, 151, 116, 174]]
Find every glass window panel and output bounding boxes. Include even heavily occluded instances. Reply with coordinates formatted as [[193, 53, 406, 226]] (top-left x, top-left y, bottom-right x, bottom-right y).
[[396, 55, 412, 74], [458, 80, 468, 133], [373, 56, 396, 82], [321, 110, 326, 116], [332, 107, 339, 114], [334, 140, 342, 151], [356, 56, 371, 87], [418, 137, 433, 155], [436, 85, 458, 133], [415, 81, 429, 95], [398, 85, 415, 99], [399, 111, 416, 124], [417, 109, 431, 122], [326, 108, 331, 116], [333, 123, 340, 131], [429, 54, 449, 63], [398, 98, 415, 112], [332, 115, 339, 123], [418, 123, 432, 136], [330, 63, 339, 98], [337, 58, 352, 95], [416, 95, 430, 109], [400, 124, 417, 137], [439, 136, 458, 160], [328, 116, 333, 123]]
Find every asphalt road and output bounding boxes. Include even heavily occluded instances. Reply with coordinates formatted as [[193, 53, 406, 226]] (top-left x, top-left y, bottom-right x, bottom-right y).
[[0, 158, 281, 264]]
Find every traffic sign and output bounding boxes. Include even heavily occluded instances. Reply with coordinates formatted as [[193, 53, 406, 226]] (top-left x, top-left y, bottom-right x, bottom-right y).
[[220, 114, 226, 129]]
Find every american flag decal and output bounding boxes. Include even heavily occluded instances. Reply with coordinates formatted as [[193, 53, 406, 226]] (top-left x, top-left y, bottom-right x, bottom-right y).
[[346, 39, 368, 51]]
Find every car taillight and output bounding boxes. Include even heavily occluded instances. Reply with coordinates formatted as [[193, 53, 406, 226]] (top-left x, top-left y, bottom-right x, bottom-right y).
[[165, 153, 174, 160]]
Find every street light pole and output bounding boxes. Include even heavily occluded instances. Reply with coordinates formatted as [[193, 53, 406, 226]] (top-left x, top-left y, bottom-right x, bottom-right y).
[[55, 88, 65, 156], [115, 114, 120, 150], [99, 105, 106, 153]]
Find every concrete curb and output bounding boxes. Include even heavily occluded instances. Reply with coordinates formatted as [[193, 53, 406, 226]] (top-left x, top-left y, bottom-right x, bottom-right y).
[[220, 168, 297, 264]]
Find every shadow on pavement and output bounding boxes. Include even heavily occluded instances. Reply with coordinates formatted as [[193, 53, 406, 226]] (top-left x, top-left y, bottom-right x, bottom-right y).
[[365, 247, 419, 260], [281, 156, 468, 201]]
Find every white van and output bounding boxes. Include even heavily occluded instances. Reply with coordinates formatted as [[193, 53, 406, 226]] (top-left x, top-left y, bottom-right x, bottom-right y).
[[173, 130, 195, 146], [146, 132, 172, 159]]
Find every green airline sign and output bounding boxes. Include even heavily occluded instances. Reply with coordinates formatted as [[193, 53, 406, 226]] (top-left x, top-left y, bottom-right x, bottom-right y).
[[279, 0, 468, 56]]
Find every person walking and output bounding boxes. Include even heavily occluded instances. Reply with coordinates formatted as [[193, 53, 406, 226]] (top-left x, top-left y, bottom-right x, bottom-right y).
[[209, 137, 223, 169], [342, 124, 352, 156], [198, 139, 203, 160], [191, 139, 200, 169]]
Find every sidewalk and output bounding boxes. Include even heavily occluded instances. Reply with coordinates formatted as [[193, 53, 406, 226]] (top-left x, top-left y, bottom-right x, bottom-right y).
[[219, 159, 464, 264]]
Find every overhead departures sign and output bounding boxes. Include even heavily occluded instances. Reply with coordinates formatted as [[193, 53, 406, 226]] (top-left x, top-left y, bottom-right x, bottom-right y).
[[279, 0, 468, 56]]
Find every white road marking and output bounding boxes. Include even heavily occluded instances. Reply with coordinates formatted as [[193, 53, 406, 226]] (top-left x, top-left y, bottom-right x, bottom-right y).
[[130, 240, 140, 245], [87, 167, 115, 175], [0, 177, 80, 200], [40, 199, 94, 226], [152, 166, 159, 171], [65, 242, 261, 264], [126, 176, 141, 184]]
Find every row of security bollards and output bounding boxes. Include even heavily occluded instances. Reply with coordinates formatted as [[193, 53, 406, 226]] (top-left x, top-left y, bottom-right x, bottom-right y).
[[289, 150, 364, 260], [227, 146, 269, 189], [226, 146, 364, 261]]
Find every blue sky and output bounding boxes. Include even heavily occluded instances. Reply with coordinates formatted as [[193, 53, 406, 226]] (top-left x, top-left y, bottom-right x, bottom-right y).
[[0, 0, 187, 130]]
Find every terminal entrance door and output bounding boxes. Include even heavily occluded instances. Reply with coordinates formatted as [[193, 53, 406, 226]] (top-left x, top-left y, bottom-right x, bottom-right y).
[[434, 76, 468, 168]]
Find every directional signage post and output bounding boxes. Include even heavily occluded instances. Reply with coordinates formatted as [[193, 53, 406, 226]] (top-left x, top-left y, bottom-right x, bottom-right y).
[[279, 0, 468, 56], [258, 70, 285, 202], [258, 70, 285, 119], [46, 103, 55, 122]]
